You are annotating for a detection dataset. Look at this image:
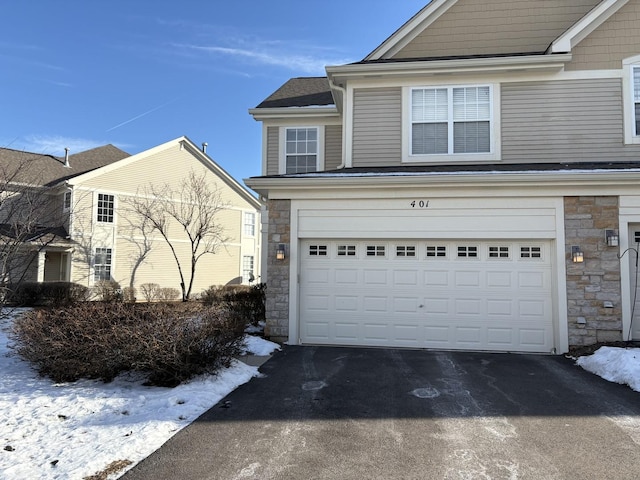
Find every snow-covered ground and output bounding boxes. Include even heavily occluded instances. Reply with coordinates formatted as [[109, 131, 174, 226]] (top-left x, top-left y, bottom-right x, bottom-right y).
[[0, 310, 280, 480], [1, 308, 639, 480], [576, 346, 640, 392]]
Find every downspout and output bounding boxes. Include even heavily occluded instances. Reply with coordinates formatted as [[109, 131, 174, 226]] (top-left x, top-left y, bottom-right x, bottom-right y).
[[328, 77, 347, 169]]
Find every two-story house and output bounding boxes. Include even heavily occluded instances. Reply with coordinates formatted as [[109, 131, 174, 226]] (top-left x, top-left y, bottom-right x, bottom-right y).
[[247, 0, 640, 354], [0, 136, 261, 298]]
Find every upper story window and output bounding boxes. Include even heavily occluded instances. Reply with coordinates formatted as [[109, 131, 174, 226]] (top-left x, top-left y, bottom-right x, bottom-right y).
[[280, 126, 324, 174], [623, 56, 640, 145], [63, 191, 72, 212], [404, 84, 500, 162], [96, 193, 114, 223], [244, 212, 256, 237]]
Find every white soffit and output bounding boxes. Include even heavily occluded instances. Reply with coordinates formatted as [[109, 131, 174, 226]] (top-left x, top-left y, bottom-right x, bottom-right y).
[[550, 0, 628, 53], [365, 0, 458, 61]]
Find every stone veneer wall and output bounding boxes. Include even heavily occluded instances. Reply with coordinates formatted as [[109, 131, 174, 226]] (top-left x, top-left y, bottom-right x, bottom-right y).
[[264, 199, 291, 341], [565, 196, 622, 346]]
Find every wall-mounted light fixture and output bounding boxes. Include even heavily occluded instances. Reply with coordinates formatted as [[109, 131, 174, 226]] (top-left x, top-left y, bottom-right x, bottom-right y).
[[276, 243, 286, 261], [605, 229, 619, 247], [571, 245, 584, 263]]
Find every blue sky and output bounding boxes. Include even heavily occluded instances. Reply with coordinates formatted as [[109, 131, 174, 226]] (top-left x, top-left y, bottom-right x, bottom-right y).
[[1, 1, 427, 184]]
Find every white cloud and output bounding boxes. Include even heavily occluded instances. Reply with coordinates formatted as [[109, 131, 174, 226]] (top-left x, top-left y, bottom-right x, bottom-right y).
[[172, 41, 353, 75], [3, 135, 130, 156]]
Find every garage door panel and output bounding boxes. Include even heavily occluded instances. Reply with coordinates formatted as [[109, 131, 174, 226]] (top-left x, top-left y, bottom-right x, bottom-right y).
[[300, 240, 555, 353], [425, 271, 450, 287]]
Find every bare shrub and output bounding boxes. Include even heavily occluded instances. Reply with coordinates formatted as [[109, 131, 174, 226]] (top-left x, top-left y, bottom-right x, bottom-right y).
[[11, 302, 245, 386], [201, 283, 265, 326], [7, 281, 89, 306], [157, 287, 180, 302], [140, 283, 159, 302], [93, 280, 122, 302]]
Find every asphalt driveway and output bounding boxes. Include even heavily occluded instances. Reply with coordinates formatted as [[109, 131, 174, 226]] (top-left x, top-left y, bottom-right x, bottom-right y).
[[123, 346, 640, 480]]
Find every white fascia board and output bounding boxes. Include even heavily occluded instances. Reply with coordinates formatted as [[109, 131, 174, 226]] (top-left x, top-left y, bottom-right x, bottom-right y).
[[326, 54, 571, 83], [245, 169, 640, 198], [365, 0, 458, 61], [550, 0, 628, 53], [249, 106, 339, 121]]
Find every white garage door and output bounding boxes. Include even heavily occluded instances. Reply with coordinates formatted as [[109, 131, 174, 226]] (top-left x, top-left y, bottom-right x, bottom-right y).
[[299, 240, 555, 353]]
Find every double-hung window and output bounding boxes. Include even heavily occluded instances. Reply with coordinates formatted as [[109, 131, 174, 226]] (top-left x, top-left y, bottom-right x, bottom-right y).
[[244, 212, 256, 237], [97, 193, 114, 223], [282, 127, 322, 174], [94, 248, 112, 281], [407, 84, 498, 161], [63, 191, 72, 212], [242, 255, 254, 283], [623, 56, 640, 144]]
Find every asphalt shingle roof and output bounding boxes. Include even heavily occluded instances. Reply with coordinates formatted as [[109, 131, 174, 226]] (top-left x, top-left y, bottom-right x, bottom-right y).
[[0, 144, 130, 187], [256, 77, 334, 109]]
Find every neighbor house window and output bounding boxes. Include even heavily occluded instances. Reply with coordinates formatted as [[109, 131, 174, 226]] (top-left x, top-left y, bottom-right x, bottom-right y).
[[243, 255, 254, 283], [63, 191, 72, 212], [94, 248, 112, 281], [96, 193, 114, 223], [244, 212, 256, 236], [283, 127, 321, 174], [405, 84, 499, 161]]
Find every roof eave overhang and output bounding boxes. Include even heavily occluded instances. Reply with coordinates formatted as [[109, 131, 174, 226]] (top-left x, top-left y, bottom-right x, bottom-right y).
[[326, 54, 572, 84], [245, 169, 640, 197], [249, 106, 340, 121]]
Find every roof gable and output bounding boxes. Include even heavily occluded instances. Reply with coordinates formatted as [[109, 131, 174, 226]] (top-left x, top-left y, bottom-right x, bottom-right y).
[[366, 0, 605, 61], [69, 136, 260, 209]]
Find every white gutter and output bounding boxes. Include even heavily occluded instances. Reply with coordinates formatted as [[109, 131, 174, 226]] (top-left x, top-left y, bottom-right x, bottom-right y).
[[326, 54, 572, 81], [245, 168, 640, 196]]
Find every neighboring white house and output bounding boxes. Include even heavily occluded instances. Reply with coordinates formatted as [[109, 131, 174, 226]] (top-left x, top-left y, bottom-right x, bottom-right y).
[[246, 0, 640, 354]]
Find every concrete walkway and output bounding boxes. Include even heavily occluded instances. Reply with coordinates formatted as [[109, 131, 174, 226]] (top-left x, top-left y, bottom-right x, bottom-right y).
[[123, 346, 640, 480]]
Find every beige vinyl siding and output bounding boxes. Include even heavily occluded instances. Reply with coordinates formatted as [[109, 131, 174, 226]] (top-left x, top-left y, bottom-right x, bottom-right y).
[[266, 126, 279, 176], [324, 124, 343, 170], [502, 79, 640, 162], [393, 0, 599, 59], [352, 87, 402, 167], [567, 1, 640, 71], [114, 238, 243, 297]]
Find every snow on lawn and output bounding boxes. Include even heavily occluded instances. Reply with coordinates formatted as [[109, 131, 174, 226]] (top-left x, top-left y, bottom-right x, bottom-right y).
[[576, 346, 640, 392], [0, 310, 280, 480]]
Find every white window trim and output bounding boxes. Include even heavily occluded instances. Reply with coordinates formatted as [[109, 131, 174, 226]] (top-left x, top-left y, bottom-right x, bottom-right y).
[[62, 190, 72, 213], [402, 83, 501, 163], [279, 125, 325, 174], [93, 246, 114, 282], [94, 192, 117, 224], [623, 55, 640, 145], [243, 211, 256, 237], [242, 255, 255, 284]]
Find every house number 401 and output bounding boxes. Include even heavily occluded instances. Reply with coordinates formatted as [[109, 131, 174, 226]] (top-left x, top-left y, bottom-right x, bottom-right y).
[[410, 200, 430, 208]]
